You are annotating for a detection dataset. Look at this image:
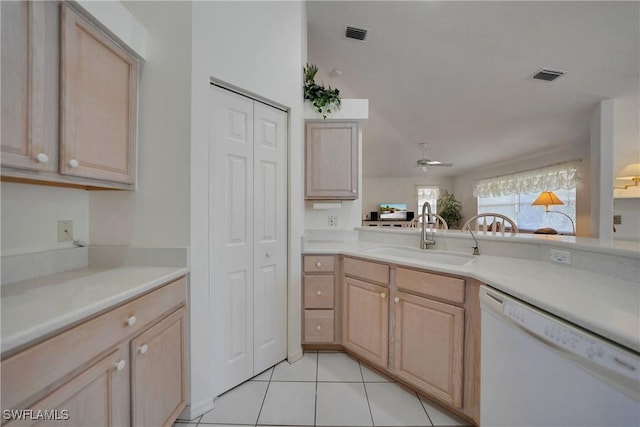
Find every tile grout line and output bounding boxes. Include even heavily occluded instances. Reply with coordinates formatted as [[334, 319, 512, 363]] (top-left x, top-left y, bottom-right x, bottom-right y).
[[314, 351, 319, 427], [417, 392, 435, 427], [253, 370, 273, 427], [358, 359, 376, 427]]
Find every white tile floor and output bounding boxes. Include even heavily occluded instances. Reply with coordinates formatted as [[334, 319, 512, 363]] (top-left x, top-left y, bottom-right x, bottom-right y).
[[174, 351, 471, 427]]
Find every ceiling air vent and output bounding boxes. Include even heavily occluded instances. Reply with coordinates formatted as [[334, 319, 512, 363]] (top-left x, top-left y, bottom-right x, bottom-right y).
[[532, 68, 566, 82], [345, 26, 368, 41]]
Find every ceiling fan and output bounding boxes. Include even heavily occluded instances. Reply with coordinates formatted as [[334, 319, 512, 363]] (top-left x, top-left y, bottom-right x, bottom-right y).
[[415, 143, 453, 175]]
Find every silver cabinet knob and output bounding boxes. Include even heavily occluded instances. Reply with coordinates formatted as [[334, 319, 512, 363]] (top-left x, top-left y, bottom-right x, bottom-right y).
[[266, 252, 271, 258], [36, 153, 49, 163], [316, 290, 322, 296], [394, 297, 400, 303], [380, 293, 386, 299], [138, 344, 148, 355], [115, 360, 126, 371], [315, 262, 322, 268], [316, 325, 322, 331], [125, 316, 137, 326], [68, 159, 79, 168]]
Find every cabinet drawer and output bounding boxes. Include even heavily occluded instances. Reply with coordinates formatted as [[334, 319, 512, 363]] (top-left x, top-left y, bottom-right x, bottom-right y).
[[1, 276, 186, 411], [396, 268, 465, 304], [344, 257, 390, 285], [303, 255, 335, 273], [304, 310, 335, 343], [304, 275, 334, 308]]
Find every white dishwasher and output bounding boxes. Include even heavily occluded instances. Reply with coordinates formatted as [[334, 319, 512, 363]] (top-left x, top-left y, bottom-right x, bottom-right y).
[[480, 285, 640, 427]]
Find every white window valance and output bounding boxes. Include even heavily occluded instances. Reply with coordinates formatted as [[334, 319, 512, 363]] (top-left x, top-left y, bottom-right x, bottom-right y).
[[474, 161, 581, 198]]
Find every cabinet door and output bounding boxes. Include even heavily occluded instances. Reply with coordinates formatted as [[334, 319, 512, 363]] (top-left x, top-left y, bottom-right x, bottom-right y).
[[305, 122, 358, 199], [1, 1, 58, 172], [59, 4, 137, 184], [343, 277, 388, 367], [131, 308, 186, 427], [393, 291, 464, 408], [5, 346, 129, 427]]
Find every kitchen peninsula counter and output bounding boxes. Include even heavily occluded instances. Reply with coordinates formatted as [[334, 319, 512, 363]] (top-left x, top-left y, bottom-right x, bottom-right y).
[[303, 230, 640, 353]]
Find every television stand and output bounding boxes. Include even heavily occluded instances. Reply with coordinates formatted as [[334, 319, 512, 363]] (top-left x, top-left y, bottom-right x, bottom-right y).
[[362, 220, 414, 228]]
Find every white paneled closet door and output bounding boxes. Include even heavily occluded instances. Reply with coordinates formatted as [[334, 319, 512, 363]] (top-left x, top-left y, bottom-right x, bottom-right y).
[[253, 102, 287, 374], [210, 85, 287, 396]]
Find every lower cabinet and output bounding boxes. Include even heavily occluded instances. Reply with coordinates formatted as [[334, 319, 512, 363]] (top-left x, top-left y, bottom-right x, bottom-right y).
[[302, 254, 480, 425], [6, 345, 130, 427], [343, 277, 389, 368], [131, 308, 187, 427], [1, 276, 187, 427], [393, 291, 464, 408]]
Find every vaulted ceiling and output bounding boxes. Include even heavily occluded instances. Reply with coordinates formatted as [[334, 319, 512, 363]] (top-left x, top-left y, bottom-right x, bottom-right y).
[[306, 1, 640, 178]]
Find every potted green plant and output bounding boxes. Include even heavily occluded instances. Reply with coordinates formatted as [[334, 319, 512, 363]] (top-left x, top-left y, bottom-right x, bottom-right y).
[[438, 190, 463, 229], [303, 63, 341, 119]]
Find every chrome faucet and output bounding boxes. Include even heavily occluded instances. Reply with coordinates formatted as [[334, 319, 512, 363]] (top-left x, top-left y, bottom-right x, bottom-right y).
[[468, 228, 480, 255], [420, 201, 436, 249]]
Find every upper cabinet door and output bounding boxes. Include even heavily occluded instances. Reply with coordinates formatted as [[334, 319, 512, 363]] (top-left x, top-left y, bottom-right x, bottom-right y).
[[305, 121, 358, 200], [1, 1, 58, 172], [59, 4, 137, 184]]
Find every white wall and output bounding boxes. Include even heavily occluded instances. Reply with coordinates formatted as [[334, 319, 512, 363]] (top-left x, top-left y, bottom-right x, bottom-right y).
[[362, 176, 455, 219], [189, 0, 306, 413], [1, 183, 89, 256], [613, 198, 640, 241], [453, 144, 590, 235], [590, 99, 615, 239], [89, 1, 191, 249]]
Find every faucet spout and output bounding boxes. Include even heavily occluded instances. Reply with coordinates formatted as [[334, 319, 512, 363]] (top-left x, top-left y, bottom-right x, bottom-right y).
[[468, 228, 480, 255], [420, 201, 436, 250]]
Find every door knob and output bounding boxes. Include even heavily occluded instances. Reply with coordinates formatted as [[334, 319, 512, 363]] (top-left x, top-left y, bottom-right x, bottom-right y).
[[138, 344, 148, 355], [68, 159, 79, 168], [316, 290, 322, 296], [316, 262, 322, 268], [380, 293, 386, 299], [36, 153, 49, 163], [125, 316, 137, 326], [394, 297, 400, 303], [316, 325, 322, 331], [115, 360, 126, 371]]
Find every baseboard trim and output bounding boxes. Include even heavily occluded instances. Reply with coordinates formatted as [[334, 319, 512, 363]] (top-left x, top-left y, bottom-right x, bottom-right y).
[[177, 397, 215, 421], [287, 348, 303, 363]]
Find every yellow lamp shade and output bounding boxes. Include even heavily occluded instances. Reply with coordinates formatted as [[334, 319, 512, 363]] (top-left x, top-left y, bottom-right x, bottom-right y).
[[532, 191, 564, 211]]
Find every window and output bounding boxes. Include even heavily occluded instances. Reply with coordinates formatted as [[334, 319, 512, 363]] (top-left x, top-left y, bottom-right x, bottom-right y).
[[474, 162, 580, 234], [417, 186, 439, 220], [477, 188, 576, 233]]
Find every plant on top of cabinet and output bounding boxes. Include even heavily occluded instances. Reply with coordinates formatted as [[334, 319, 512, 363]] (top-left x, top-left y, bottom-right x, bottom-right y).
[[303, 63, 341, 119]]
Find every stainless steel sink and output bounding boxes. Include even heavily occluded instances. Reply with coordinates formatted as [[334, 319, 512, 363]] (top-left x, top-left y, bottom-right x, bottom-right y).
[[362, 246, 474, 266]]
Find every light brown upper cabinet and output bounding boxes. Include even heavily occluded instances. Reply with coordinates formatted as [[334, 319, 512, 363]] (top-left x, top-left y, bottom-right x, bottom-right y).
[[1, 2, 139, 189], [60, 4, 137, 185], [1, 1, 59, 173], [305, 121, 358, 200]]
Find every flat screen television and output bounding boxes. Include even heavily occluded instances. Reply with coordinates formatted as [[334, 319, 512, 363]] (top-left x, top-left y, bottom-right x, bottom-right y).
[[379, 203, 407, 220]]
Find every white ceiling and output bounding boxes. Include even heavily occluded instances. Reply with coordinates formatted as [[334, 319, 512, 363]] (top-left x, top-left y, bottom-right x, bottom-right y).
[[306, 1, 640, 178]]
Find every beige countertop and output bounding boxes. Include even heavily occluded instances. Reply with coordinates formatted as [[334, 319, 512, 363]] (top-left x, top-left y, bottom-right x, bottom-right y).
[[303, 239, 640, 354], [1, 247, 188, 355]]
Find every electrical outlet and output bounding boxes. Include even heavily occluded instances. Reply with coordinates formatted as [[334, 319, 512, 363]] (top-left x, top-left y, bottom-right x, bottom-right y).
[[549, 248, 571, 265], [57, 220, 73, 242], [328, 215, 338, 227]]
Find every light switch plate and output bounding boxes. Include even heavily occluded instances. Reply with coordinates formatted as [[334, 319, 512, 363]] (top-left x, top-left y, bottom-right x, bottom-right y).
[[57, 220, 73, 242]]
